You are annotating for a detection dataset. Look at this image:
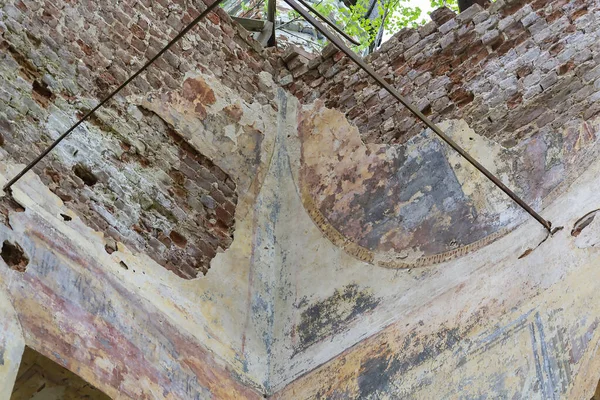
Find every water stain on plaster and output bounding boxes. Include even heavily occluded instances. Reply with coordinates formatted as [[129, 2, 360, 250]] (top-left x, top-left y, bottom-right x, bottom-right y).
[[297, 284, 380, 351]]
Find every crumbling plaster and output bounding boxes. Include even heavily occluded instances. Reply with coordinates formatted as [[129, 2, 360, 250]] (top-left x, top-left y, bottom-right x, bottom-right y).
[[0, 66, 283, 395], [4, 79, 600, 397], [273, 145, 600, 398], [2, 0, 600, 398]]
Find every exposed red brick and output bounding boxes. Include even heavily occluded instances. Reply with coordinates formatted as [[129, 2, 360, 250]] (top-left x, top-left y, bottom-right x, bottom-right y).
[[569, 6, 588, 21]]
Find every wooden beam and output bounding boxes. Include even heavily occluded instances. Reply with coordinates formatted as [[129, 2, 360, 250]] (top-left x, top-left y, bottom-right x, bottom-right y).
[[256, 21, 274, 46], [232, 16, 266, 31], [267, 0, 276, 46]]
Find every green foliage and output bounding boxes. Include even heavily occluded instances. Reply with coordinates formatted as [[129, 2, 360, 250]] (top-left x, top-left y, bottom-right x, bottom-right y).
[[282, 0, 460, 52], [430, 0, 459, 12]]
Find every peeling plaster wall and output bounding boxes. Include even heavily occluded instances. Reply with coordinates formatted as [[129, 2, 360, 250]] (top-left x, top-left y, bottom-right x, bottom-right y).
[[272, 150, 600, 398], [0, 0, 282, 279], [0, 0, 288, 394], [264, 0, 600, 391], [0, 163, 268, 398], [2, 0, 600, 398], [279, 0, 600, 266]]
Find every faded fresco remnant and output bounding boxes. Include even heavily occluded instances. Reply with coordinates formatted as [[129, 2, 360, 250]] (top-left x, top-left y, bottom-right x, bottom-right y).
[[1, 0, 600, 398], [297, 284, 380, 350]]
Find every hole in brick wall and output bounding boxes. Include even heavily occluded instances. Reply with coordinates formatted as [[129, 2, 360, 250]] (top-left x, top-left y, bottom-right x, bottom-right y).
[[1, 240, 29, 272], [105, 238, 117, 255], [169, 231, 188, 248], [72, 164, 98, 186], [6, 44, 40, 82], [44, 167, 61, 184], [119, 261, 129, 270], [0, 196, 25, 214], [60, 213, 72, 221], [421, 104, 432, 116], [491, 39, 504, 52], [32, 80, 54, 107]]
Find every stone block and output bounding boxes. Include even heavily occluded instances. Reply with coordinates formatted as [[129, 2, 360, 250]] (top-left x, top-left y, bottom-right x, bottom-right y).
[[440, 32, 456, 49], [475, 16, 498, 34], [430, 7, 456, 26], [321, 43, 338, 59], [583, 65, 600, 83], [287, 54, 309, 70], [419, 21, 438, 37], [439, 18, 458, 35], [481, 29, 500, 45], [456, 3, 484, 24], [403, 31, 421, 48], [498, 15, 515, 31], [540, 71, 558, 90], [473, 10, 491, 24]]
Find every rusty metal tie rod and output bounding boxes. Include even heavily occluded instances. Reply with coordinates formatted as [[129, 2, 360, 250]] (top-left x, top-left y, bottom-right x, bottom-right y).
[[2, 0, 551, 232], [2, 0, 226, 192], [283, 0, 552, 232]]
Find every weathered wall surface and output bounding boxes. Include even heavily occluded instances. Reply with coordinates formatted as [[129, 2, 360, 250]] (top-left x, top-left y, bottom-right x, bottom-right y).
[[0, 0, 289, 395], [264, 0, 600, 395], [277, 0, 600, 267], [297, 103, 528, 267], [0, 0, 281, 279], [0, 162, 269, 398], [284, 0, 598, 147], [2, 0, 600, 398], [273, 149, 600, 399]]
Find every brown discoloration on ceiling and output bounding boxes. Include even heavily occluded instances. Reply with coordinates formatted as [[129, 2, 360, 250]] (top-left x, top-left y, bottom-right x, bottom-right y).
[[182, 77, 217, 106]]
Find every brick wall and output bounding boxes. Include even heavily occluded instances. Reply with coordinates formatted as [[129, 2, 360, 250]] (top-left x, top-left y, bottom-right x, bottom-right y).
[[280, 0, 599, 148], [0, 0, 280, 278], [3, 0, 600, 279]]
